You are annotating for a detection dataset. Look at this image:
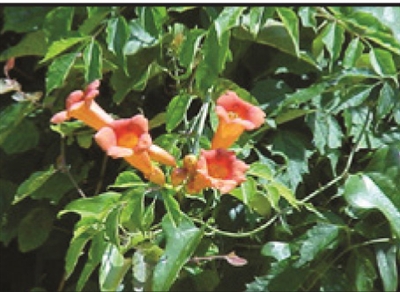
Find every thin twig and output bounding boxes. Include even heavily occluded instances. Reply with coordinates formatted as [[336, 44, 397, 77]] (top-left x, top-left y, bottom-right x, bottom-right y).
[[94, 153, 108, 196], [60, 139, 87, 198]]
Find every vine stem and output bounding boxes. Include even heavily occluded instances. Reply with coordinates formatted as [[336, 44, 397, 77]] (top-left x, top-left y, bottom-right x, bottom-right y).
[[191, 108, 372, 238], [191, 88, 212, 154], [59, 138, 87, 198]]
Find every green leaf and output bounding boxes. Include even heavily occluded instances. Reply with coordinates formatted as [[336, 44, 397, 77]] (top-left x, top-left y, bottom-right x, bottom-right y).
[[46, 52, 77, 94], [106, 16, 129, 73], [247, 162, 273, 181], [18, 207, 54, 252], [282, 82, 326, 107], [162, 189, 182, 227], [65, 218, 97, 278], [59, 191, 121, 219], [0, 103, 34, 145], [335, 84, 374, 112], [76, 232, 108, 291], [195, 26, 231, 92], [270, 181, 299, 209], [343, 37, 365, 69], [271, 130, 313, 190], [83, 39, 102, 83], [120, 188, 145, 232], [13, 166, 56, 204], [1, 119, 39, 154], [136, 7, 167, 37], [306, 110, 344, 154], [110, 170, 146, 188], [276, 8, 300, 57], [353, 7, 400, 44], [0, 30, 47, 61], [376, 82, 395, 119], [347, 248, 377, 292], [375, 243, 398, 292], [261, 241, 291, 261], [41, 37, 89, 63], [110, 48, 161, 104], [320, 21, 345, 64], [124, 19, 158, 55], [369, 47, 397, 77], [297, 223, 340, 266], [213, 7, 245, 38], [230, 177, 257, 205], [166, 94, 192, 132], [105, 205, 123, 248], [79, 7, 111, 35], [132, 249, 154, 291], [298, 7, 317, 30], [344, 174, 400, 238], [2, 7, 52, 33], [152, 214, 203, 291], [99, 244, 131, 292], [179, 28, 205, 69], [246, 7, 275, 36], [43, 7, 74, 42]]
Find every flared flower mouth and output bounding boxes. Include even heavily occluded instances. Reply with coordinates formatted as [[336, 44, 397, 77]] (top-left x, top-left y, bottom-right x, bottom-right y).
[[211, 91, 265, 149], [94, 114, 176, 186], [186, 149, 249, 194], [95, 115, 152, 158], [215, 91, 265, 130]]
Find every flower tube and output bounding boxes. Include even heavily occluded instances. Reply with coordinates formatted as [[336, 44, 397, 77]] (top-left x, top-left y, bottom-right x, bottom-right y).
[[50, 80, 114, 130], [211, 91, 265, 149]]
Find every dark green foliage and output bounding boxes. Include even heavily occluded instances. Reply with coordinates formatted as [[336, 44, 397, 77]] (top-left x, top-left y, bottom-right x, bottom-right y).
[[1, 6, 399, 292]]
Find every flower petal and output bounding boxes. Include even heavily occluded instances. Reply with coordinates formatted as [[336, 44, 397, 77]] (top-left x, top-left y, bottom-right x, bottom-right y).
[[148, 144, 177, 167], [50, 110, 69, 124]]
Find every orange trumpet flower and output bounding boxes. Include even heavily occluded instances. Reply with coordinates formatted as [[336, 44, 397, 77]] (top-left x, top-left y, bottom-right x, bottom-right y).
[[95, 115, 176, 185], [50, 80, 114, 130], [211, 91, 265, 149], [186, 149, 249, 194]]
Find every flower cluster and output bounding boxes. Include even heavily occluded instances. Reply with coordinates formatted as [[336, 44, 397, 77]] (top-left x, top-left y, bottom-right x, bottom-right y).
[[51, 83, 265, 194], [51, 80, 176, 185], [171, 90, 265, 194]]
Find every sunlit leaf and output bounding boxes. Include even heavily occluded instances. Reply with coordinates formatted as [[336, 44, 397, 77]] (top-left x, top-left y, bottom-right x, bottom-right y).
[[110, 170, 145, 188], [166, 94, 192, 132], [41, 37, 89, 63], [375, 243, 398, 292], [343, 37, 365, 69], [297, 223, 340, 266], [76, 232, 108, 291], [83, 39, 102, 83], [162, 189, 182, 227], [59, 191, 121, 219], [261, 241, 291, 261], [344, 174, 400, 238], [106, 16, 129, 73], [46, 52, 77, 94], [152, 214, 203, 291], [320, 21, 345, 65], [276, 7, 300, 57], [99, 244, 131, 292]]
